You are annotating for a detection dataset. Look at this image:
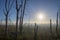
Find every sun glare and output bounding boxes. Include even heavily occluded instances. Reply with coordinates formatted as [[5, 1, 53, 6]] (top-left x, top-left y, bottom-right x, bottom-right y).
[[38, 14, 44, 20], [35, 12, 46, 24], [37, 13, 44, 20]]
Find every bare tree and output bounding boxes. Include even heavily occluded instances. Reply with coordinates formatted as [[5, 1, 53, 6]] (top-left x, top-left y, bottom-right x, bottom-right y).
[[19, 0, 27, 35], [34, 23, 38, 40], [3, 0, 14, 39], [56, 12, 58, 35], [50, 19, 52, 34], [50, 19, 52, 40], [15, 0, 22, 40], [55, 12, 60, 40]]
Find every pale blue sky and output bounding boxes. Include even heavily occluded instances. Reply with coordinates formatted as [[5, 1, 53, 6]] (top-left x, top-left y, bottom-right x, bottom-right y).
[[0, 0, 60, 23]]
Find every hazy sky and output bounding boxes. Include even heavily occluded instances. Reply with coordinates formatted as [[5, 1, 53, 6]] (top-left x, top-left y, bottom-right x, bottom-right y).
[[0, 0, 60, 24]]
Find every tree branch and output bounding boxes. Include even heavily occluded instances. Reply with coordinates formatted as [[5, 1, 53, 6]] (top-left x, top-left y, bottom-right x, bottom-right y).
[[22, 0, 27, 18], [3, 9, 6, 16], [8, 0, 15, 12], [18, 4, 22, 11], [5, 0, 7, 12]]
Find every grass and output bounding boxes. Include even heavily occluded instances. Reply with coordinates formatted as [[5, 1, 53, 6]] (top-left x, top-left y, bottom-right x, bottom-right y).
[[0, 24, 60, 40]]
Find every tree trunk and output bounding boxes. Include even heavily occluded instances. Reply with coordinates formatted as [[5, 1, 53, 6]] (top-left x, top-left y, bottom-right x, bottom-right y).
[[34, 23, 38, 40], [50, 19, 52, 40], [5, 15, 8, 39], [50, 19, 52, 34], [16, 10, 19, 40], [56, 12, 58, 34]]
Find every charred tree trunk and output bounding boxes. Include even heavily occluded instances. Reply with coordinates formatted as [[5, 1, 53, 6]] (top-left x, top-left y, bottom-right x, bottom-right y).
[[5, 14, 8, 38], [19, 17, 23, 35], [50, 19, 52, 40], [3, 0, 14, 39], [19, 0, 27, 35], [56, 12, 58, 40], [15, 0, 21, 40], [15, 10, 19, 40], [50, 19, 52, 34], [56, 12, 58, 34], [34, 23, 38, 40]]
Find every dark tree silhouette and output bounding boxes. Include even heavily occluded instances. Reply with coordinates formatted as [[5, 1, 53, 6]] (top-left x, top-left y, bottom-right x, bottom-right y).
[[56, 12, 58, 35], [50, 19, 53, 40], [3, 0, 14, 39], [19, 0, 27, 35], [50, 19, 52, 34], [15, 0, 22, 40], [34, 23, 38, 40], [55, 12, 60, 40]]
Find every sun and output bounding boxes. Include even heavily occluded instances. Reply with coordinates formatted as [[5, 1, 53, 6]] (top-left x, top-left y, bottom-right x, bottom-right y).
[[37, 13, 44, 20], [38, 14, 44, 20]]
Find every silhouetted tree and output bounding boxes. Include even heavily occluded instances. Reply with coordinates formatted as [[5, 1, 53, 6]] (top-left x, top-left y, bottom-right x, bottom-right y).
[[34, 23, 38, 40], [55, 12, 59, 40], [50, 19, 52, 40], [3, 0, 14, 39], [19, 0, 27, 35], [50, 19, 52, 34], [56, 12, 58, 35], [15, 0, 22, 40]]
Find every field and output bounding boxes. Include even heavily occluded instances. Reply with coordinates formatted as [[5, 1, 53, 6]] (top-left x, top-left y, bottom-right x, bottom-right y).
[[0, 24, 60, 40]]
